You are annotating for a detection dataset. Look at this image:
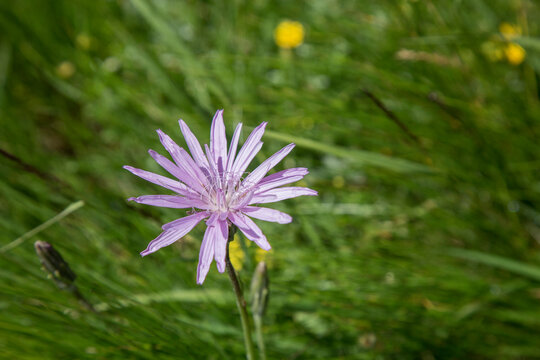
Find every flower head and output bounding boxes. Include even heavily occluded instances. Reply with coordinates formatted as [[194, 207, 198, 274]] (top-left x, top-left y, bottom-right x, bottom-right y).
[[124, 110, 317, 284], [504, 43, 526, 66], [274, 20, 304, 49], [34, 240, 76, 290], [499, 22, 521, 41], [496, 23, 526, 66]]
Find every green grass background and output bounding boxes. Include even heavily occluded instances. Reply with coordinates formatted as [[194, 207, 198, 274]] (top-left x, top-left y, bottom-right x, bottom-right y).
[[1, 1, 540, 359]]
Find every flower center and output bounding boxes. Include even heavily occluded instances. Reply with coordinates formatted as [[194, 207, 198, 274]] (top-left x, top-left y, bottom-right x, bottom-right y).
[[203, 171, 256, 212]]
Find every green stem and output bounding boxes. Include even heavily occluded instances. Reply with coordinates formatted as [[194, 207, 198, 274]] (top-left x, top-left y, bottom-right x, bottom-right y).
[[226, 226, 255, 360], [253, 315, 266, 360]]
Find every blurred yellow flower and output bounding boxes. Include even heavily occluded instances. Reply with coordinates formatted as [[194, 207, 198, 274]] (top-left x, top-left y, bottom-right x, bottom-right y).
[[228, 234, 244, 270], [499, 22, 521, 40], [504, 43, 526, 65], [274, 20, 304, 49], [483, 23, 526, 65]]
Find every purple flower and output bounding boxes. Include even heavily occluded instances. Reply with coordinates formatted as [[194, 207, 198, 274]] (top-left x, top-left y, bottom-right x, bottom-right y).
[[124, 110, 317, 284]]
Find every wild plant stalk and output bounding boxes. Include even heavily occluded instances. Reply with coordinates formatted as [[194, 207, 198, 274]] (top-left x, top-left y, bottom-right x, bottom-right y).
[[225, 225, 256, 360], [253, 316, 265, 360], [250, 262, 269, 360], [34, 240, 96, 313]]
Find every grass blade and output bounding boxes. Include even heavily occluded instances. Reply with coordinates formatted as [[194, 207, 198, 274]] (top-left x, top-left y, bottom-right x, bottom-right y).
[[263, 129, 432, 173], [448, 248, 540, 282]]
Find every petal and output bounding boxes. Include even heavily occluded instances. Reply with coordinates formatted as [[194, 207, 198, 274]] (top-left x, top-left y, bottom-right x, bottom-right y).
[[140, 212, 207, 256], [154, 177, 194, 197], [250, 187, 318, 204], [155, 131, 209, 194], [242, 143, 295, 188], [255, 167, 309, 193], [242, 206, 293, 224], [197, 214, 219, 284], [176, 147, 212, 192], [178, 119, 210, 170], [213, 219, 229, 273], [204, 143, 220, 180], [225, 123, 243, 173], [236, 142, 263, 178], [210, 109, 227, 169], [148, 149, 198, 191], [128, 195, 206, 209], [228, 212, 271, 250], [123, 165, 189, 195], [232, 190, 254, 210], [162, 210, 208, 231], [156, 129, 184, 166], [231, 122, 267, 179]]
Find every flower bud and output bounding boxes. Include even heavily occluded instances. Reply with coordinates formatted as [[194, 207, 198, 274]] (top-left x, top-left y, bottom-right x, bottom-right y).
[[250, 261, 269, 317], [34, 240, 76, 290]]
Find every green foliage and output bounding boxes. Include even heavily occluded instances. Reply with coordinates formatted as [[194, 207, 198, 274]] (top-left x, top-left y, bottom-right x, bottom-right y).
[[1, 0, 539, 359]]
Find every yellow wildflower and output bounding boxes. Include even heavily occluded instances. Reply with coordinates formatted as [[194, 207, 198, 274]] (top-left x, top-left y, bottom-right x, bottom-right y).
[[274, 20, 304, 49], [228, 234, 244, 270], [504, 43, 526, 65], [499, 22, 521, 40]]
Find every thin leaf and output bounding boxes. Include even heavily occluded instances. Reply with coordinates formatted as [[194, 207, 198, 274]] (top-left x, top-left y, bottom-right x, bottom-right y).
[[448, 248, 540, 282], [263, 129, 433, 173]]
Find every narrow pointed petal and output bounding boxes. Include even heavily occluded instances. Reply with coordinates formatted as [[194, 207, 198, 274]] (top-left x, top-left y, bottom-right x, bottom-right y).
[[178, 119, 210, 169], [155, 131, 209, 194], [154, 178, 193, 197], [250, 187, 318, 204], [177, 147, 212, 193], [210, 110, 227, 169], [231, 122, 267, 178], [148, 149, 199, 191], [123, 165, 189, 194], [162, 211, 208, 231], [213, 220, 229, 273], [156, 129, 184, 165], [255, 167, 309, 193], [238, 141, 263, 176], [228, 212, 271, 250], [226, 123, 243, 173], [128, 195, 206, 209], [196, 235, 215, 284], [140, 212, 207, 256], [242, 206, 293, 224], [242, 143, 295, 188], [197, 214, 218, 284], [204, 144, 220, 179]]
